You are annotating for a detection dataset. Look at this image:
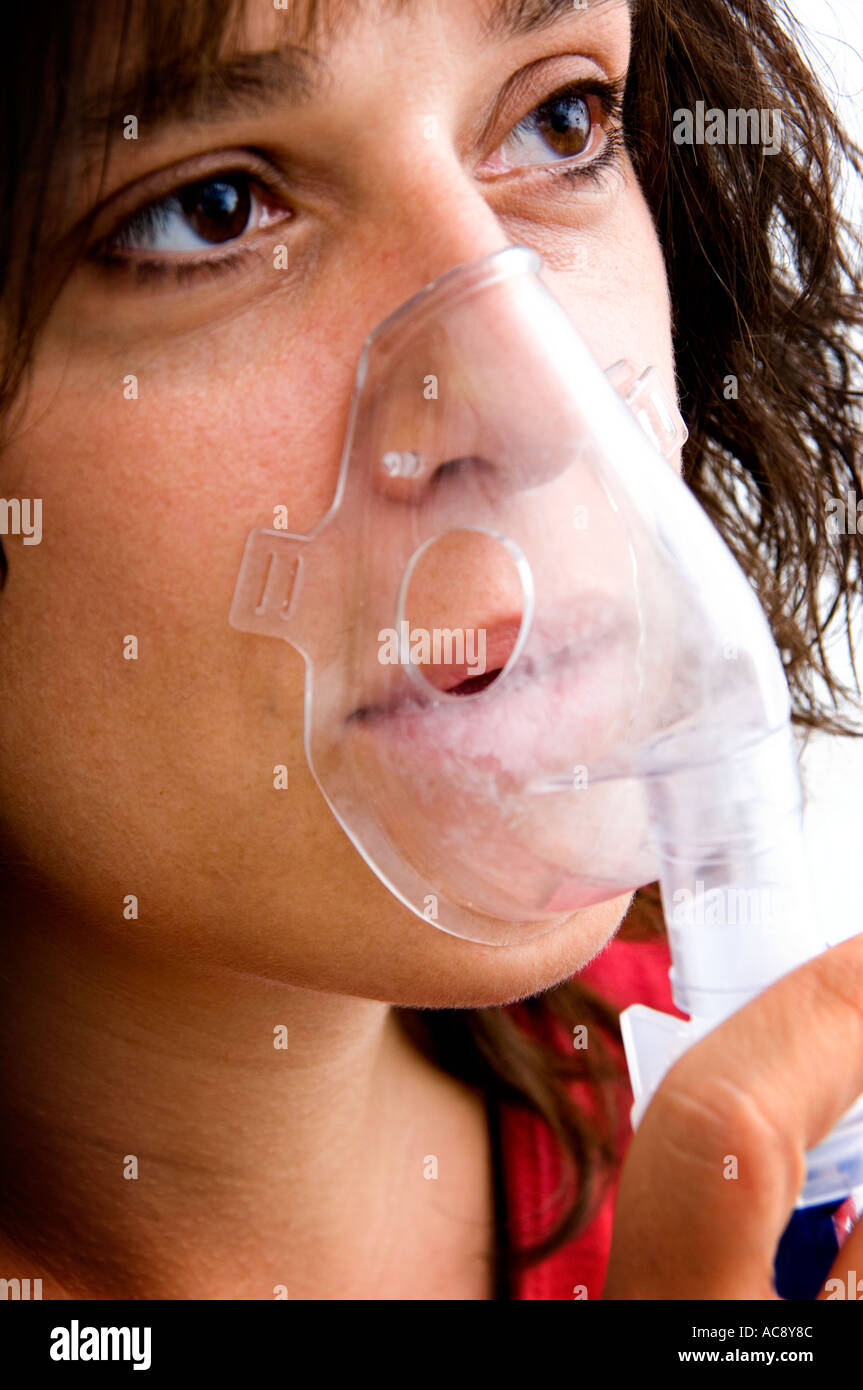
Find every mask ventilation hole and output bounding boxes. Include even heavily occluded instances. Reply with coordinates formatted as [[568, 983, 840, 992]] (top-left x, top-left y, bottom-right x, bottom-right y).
[[399, 528, 527, 698]]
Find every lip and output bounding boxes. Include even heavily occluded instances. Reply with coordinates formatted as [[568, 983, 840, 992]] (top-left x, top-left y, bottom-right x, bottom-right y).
[[409, 617, 525, 698], [349, 616, 523, 720], [347, 593, 638, 783]]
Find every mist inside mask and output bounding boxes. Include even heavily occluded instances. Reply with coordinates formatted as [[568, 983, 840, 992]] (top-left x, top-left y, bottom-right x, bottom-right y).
[[230, 243, 774, 944], [230, 244, 863, 1206]]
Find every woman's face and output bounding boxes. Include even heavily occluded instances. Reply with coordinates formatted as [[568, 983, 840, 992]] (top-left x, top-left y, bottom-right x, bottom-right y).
[[0, 0, 678, 1006]]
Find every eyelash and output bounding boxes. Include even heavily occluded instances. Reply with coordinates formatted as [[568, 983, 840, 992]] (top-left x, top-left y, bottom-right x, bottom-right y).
[[91, 78, 626, 288], [551, 125, 624, 187], [520, 76, 625, 180]]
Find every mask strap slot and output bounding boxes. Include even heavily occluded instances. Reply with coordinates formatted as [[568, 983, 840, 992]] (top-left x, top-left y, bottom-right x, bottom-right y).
[[229, 529, 304, 640]]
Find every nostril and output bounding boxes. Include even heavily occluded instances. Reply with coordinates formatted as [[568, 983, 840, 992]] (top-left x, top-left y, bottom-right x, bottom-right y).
[[429, 454, 496, 487]]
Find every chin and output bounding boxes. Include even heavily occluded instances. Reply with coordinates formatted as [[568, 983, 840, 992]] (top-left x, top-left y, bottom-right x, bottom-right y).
[[319, 890, 636, 1011]]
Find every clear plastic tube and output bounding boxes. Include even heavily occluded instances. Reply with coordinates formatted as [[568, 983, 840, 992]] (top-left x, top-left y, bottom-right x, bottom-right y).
[[623, 726, 863, 1206]]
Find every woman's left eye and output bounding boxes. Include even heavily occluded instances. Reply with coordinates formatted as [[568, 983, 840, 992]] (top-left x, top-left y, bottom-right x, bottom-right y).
[[99, 171, 288, 259], [482, 84, 620, 177]]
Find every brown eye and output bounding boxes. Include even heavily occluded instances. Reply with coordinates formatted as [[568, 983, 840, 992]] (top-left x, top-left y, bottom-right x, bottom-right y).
[[178, 175, 252, 244], [533, 93, 592, 158], [100, 168, 289, 261], [480, 86, 609, 176]]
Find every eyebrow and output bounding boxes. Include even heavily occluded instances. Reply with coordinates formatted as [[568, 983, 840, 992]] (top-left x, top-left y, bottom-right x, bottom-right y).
[[76, 0, 629, 147], [77, 46, 320, 147], [486, 0, 629, 40]]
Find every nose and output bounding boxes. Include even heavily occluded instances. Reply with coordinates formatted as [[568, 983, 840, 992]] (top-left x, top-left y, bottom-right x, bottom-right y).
[[338, 152, 545, 501], [351, 148, 518, 336], [355, 235, 581, 519], [362, 259, 540, 511], [344, 166, 538, 671]]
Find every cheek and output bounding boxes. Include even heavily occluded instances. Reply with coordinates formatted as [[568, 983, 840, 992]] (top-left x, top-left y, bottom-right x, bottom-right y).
[[543, 181, 676, 413], [0, 329, 359, 917], [1, 319, 354, 639]]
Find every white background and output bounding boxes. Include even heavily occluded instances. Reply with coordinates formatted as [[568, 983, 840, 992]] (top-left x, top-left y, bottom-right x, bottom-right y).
[[788, 0, 863, 150]]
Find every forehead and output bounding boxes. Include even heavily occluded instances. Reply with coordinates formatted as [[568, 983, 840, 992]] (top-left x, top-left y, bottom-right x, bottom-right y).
[[87, 0, 630, 74], [71, 0, 630, 156], [240, 0, 630, 44]]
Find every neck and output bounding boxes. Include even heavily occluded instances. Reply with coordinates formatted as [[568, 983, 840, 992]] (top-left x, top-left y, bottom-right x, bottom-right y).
[[0, 890, 496, 1299]]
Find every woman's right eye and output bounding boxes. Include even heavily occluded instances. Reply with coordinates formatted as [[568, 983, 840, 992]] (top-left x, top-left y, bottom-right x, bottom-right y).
[[99, 170, 290, 260]]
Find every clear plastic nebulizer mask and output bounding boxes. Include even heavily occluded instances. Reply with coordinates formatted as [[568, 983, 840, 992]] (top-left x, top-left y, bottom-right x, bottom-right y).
[[230, 244, 863, 1207]]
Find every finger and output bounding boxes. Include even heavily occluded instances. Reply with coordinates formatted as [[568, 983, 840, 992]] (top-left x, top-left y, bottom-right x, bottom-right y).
[[604, 932, 863, 1299]]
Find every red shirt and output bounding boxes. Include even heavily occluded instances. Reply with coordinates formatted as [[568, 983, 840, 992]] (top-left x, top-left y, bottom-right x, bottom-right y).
[[500, 933, 680, 1300]]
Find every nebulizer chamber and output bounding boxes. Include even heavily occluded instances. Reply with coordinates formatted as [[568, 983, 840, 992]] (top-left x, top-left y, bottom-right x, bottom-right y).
[[230, 244, 863, 1208]]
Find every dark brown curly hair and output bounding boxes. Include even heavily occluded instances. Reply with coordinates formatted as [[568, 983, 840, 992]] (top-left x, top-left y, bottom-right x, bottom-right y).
[[1, 0, 861, 1287]]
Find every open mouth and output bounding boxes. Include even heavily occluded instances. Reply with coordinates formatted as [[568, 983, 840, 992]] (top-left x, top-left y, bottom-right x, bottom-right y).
[[349, 596, 631, 731], [447, 668, 504, 696], [410, 615, 524, 697], [349, 615, 525, 720]]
